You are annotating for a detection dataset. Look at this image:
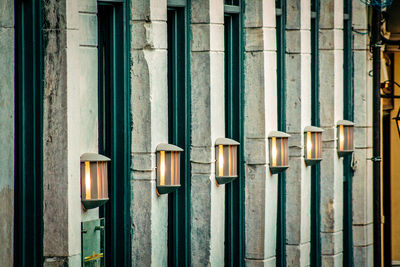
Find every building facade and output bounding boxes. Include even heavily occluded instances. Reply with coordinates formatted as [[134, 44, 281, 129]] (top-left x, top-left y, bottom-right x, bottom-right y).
[[0, 0, 376, 266]]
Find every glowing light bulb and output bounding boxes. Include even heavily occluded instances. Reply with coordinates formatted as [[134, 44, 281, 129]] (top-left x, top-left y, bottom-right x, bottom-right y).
[[218, 145, 224, 176], [85, 161, 91, 200], [271, 137, 277, 167], [160, 151, 165, 185], [339, 125, 344, 151], [307, 132, 312, 159]]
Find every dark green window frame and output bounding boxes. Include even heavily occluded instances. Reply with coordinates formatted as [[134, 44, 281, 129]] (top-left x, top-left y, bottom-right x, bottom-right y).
[[98, 1, 131, 266], [14, 0, 43, 266], [310, 0, 321, 266], [275, 0, 287, 266], [343, 0, 354, 265], [167, 1, 191, 266], [224, 1, 245, 266]]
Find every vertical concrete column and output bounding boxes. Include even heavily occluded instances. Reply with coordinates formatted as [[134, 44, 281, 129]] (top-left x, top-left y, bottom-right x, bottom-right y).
[[243, 1, 278, 266], [318, 0, 344, 265], [130, 0, 169, 266], [190, 0, 225, 265], [285, 0, 311, 265], [43, 0, 82, 265], [351, 1, 374, 265], [0, 0, 14, 266]]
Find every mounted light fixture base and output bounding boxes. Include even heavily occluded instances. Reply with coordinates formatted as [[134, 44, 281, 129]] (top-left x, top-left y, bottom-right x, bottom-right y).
[[268, 131, 290, 174], [156, 143, 183, 196], [304, 126, 324, 166], [215, 138, 240, 185], [80, 153, 111, 210], [337, 120, 355, 157]]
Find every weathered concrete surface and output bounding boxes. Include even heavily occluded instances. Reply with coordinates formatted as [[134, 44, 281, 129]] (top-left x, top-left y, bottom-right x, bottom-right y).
[[243, 0, 278, 265], [190, 0, 225, 265], [130, 0, 169, 266], [0, 1, 14, 266]]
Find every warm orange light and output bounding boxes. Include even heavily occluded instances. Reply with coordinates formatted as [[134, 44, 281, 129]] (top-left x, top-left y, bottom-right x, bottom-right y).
[[306, 132, 312, 159], [218, 145, 224, 177], [271, 137, 277, 167], [339, 125, 344, 151], [85, 161, 91, 200], [160, 151, 166, 186]]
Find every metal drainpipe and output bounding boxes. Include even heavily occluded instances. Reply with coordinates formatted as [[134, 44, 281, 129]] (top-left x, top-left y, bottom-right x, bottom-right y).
[[371, 7, 382, 267]]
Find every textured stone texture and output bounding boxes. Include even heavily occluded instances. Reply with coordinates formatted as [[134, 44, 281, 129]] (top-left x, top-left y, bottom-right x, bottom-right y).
[[0, 1, 14, 266]]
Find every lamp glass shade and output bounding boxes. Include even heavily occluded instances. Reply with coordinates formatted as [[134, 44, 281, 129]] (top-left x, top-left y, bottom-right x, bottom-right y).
[[337, 120, 354, 156], [80, 153, 110, 210], [268, 131, 290, 174], [304, 126, 323, 166], [215, 138, 239, 184], [156, 144, 183, 195]]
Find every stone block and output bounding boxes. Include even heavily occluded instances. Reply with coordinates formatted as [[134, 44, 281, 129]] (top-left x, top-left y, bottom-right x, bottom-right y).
[[262, 0, 276, 28], [354, 126, 372, 149], [244, 51, 266, 138], [245, 257, 276, 267], [286, 242, 310, 267], [209, 51, 225, 140], [245, 138, 267, 165], [131, 152, 155, 171], [210, 173, 225, 265], [319, 0, 343, 29], [0, 0, 13, 27], [131, 0, 150, 21], [66, 0, 79, 30], [43, 0, 67, 30], [131, 21, 167, 50], [319, 29, 343, 50], [78, 0, 96, 13], [79, 47, 98, 153], [244, 0, 263, 28], [287, 133, 303, 157], [321, 231, 343, 255], [353, 52, 369, 126], [191, 24, 224, 52], [353, 30, 369, 51], [209, 0, 224, 24], [353, 223, 373, 247], [191, 51, 212, 146], [0, 186, 13, 267], [0, 28, 14, 189], [191, 174, 212, 266], [353, 244, 373, 267], [79, 13, 97, 46], [286, 30, 311, 54], [321, 253, 343, 267], [352, 0, 368, 31], [286, 0, 311, 30]]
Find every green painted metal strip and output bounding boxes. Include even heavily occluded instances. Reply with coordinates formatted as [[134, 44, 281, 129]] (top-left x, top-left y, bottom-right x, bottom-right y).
[[14, 0, 43, 265], [224, 5, 244, 266], [98, 2, 131, 265], [224, 5, 241, 14], [167, 4, 191, 266], [275, 0, 286, 265], [168, 0, 186, 7], [343, 0, 354, 265], [310, 0, 321, 266]]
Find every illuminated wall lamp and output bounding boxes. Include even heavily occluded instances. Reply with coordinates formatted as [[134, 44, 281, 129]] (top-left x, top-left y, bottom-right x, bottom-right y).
[[268, 131, 290, 174], [215, 138, 239, 185], [304, 126, 324, 166], [80, 153, 110, 210], [156, 144, 183, 196], [337, 120, 355, 157]]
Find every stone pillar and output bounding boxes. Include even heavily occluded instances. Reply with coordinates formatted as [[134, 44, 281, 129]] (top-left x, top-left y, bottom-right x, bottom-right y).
[[0, 0, 14, 266], [285, 0, 311, 265], [351, 0, 374, 265], [319, 0, 344, 265], [130, 0, 169, 266], [243, 1, 279, 266], [42, 0, 82, 265], [190, 0, 225, 265]]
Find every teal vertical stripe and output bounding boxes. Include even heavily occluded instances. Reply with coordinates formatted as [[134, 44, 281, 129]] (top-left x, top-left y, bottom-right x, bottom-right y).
[[14, 0, 43, 265], [98, 1, 131, 265], [343, 0, 354, 265], [310, 0, 321, 266], [275, 0, 287, 265], [167, 2, 192, 266], [224, 1, 245, 265]]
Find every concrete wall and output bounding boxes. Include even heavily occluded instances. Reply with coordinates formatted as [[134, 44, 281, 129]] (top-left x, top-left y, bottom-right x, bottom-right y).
[[0, 0, 14, 266]]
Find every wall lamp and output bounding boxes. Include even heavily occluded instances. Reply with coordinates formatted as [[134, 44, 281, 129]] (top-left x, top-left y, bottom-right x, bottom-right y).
[[80, 153, 110, 210], [337, 120, 354, 157], [268, 131, 290, 174], [156, 144, 183, 196], [304, 126, 323, 166], [215, 138, 239, 185]]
